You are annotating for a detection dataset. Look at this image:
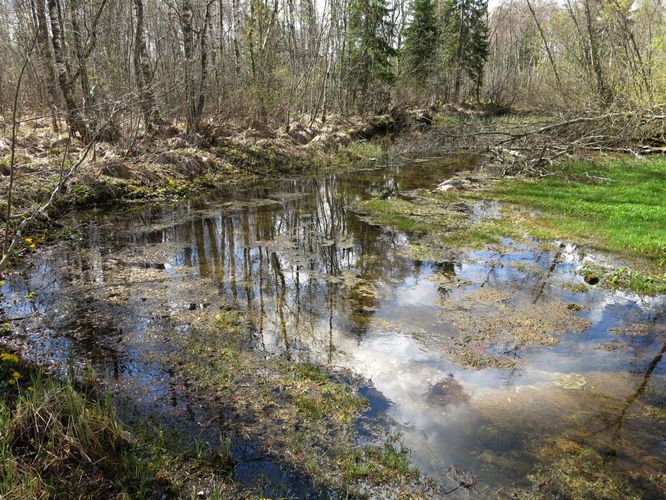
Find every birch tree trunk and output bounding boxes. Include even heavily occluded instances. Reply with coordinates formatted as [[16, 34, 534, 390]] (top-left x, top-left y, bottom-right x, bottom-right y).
[[133, 0, 160, 131], [33, 0, 60, 132], [47, 0, 89, 140]]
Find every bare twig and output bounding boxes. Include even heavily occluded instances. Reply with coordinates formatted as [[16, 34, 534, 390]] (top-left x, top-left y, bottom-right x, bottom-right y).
[[0, 106, 121, 272], [3, 30, 38, 260], [440, 105, 666, 176]]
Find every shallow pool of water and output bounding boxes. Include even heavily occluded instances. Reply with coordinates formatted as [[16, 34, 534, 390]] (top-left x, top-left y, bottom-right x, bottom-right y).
[[1, 155, 665, 496]]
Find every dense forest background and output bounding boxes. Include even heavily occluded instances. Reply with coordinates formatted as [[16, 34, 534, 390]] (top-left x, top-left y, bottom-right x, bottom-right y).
[[0, 0, 664, 138]]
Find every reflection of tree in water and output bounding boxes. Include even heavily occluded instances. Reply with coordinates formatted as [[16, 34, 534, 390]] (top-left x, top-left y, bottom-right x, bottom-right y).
[[603, 338, 666, 459], [153, 174, 430, 356], [2, 168, 463, 410]]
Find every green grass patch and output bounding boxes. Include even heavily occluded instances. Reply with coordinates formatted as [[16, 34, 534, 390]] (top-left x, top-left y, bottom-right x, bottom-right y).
[[338, 441, 420, 485], [483, 158, 666, 267], [345, 141, 385, 160], [296, 363, 329, 382], [0, 369, 164, 497], [581, 263, 666, 295]]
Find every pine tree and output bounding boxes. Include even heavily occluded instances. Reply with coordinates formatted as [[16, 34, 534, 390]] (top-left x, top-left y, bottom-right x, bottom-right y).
[[402, 0, 440, 84], [442, 0, 489, 101]]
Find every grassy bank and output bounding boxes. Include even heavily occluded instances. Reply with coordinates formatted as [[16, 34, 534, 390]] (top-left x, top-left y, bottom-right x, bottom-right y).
[[0, 353, 240, 498], [356, 156, 666, 294], [487, 158, 666, 267], [59, 139, 387, 208]]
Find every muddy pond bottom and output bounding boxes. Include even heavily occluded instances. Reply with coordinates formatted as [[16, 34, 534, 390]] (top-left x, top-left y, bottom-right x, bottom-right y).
[[2, 156, 665, 496]]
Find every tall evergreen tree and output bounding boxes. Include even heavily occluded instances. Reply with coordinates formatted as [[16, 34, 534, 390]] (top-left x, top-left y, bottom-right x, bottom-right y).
[[402, 0, 439, 84], [344, 0, 396, 109], [442, 0, 489, 101]]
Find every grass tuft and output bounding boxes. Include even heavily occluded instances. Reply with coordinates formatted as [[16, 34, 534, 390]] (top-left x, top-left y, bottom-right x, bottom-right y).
[[338, 440, 419, 485], [0, 355, 235, 498]]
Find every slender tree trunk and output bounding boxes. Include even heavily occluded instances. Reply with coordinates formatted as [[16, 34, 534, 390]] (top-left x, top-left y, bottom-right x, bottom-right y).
[[583, 0, 612, 105], [47, 0, 89, 140], [133, 0, 160, 131], [181, 0, 196, 132], [4, 32, 38, 261], [69, 0, 93, 120], [526, 0, 562, 93], [217, 0, 225, 111], [232, 0, 242, 77], [33, 0, 60, 132], [194, 1, 213, 130]]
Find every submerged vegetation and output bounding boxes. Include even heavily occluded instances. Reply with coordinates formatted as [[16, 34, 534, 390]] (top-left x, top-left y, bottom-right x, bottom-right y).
[[174, 308, 429, 496], [519, 438, 666, 499], [0, 317, 426, 498]]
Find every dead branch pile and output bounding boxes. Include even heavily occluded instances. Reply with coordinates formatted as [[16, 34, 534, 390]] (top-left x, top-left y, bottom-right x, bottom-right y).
[[437, 105, 666, 176]]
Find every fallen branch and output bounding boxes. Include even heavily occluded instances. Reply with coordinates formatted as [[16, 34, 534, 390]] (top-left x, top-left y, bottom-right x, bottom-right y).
[[447, 105, 666, 176]]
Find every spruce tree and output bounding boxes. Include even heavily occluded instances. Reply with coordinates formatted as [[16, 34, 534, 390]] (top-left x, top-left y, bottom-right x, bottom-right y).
[[344, 0, 397, 108], [402, 0, 440, 84], [442, 0, 489, 101]]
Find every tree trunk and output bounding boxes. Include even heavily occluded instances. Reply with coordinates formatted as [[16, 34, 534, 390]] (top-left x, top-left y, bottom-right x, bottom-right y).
[[33, 0, 60, 132], [232, 0, 242, 77], [526, 0, 562, 93], [69, 0, 93, 122], [583, 0, 612, 105], [47, 0, 89, 140], [133, 0, 160, 131], [193, 1, 213, 130], [181, 0, 196, 132]]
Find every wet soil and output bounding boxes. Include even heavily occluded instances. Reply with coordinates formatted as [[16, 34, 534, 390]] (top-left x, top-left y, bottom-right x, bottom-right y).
[[1, 155, 664, 497]]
